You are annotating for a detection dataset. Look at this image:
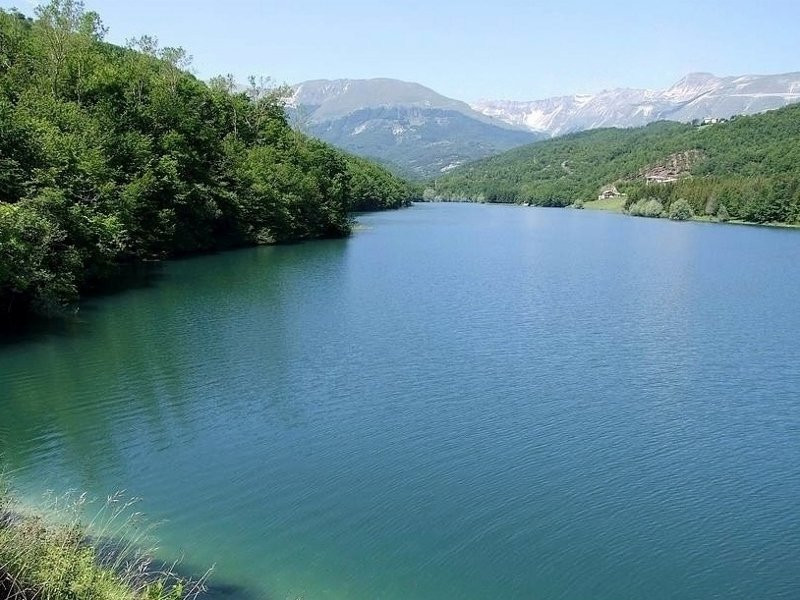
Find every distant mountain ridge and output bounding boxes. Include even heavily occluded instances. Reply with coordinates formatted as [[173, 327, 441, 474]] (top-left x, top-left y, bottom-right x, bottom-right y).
[[290, 78, 485, 122], [287, 72, 800, 179], [288, 78, 542, 178], [472, 72, 800, 136]]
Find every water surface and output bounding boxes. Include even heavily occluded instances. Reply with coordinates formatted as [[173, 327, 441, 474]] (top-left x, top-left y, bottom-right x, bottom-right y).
[[1, 204, 799, 599]]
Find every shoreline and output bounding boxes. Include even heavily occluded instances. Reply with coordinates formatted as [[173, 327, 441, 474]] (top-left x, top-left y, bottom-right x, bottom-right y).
[[0, 483, 204, 600], [581, 197, 800, 229], [418, 199, 800, 230], [0, 204, 412, 328]]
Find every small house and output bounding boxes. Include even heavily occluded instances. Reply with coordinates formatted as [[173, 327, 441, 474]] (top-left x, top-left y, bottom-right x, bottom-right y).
[[598, 185, 620, 201]]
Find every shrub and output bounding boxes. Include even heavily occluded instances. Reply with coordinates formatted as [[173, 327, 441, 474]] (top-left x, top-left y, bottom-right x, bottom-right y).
[[629, 198, 664, 218], [704, 195, 719, 216], [669, 198, 695, 220], [717, 204, 731, 222], [627, 199, 645, 216]]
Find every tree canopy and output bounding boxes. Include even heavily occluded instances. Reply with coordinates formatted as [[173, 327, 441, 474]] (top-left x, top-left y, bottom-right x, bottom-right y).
[[0, 2, 415, 317], [434, 105, 800, 225]]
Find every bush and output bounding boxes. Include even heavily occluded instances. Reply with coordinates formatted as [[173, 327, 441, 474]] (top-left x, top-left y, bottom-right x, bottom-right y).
[[717, 204, 731, 222], [668, 198, 695, 220], [0, 198, 83, 314], [627, 199, 644, 216], [628, 198, 664, 218], [704, 195, 719, 216]]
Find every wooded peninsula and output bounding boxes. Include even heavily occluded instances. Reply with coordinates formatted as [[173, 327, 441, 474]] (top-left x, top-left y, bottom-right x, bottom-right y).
[[0, 3, 415, 319]]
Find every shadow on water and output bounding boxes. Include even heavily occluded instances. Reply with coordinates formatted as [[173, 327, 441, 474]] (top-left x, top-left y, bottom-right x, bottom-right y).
[[84, 259, 167, 298], [86, 535, 266, 600], [166, 559, 269, 600], [0, 260, 166, 347], [0, 238, 349, 347], [196, 580, 264, 600], [0, 311, 83, 347]]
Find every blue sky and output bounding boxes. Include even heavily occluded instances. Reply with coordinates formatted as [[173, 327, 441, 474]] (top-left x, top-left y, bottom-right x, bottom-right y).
[[4, 0, 800, 101]]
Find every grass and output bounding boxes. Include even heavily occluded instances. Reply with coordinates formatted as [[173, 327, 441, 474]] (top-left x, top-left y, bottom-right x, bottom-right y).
[[582, 197, 626, 212], [0, 479, 207, 600]]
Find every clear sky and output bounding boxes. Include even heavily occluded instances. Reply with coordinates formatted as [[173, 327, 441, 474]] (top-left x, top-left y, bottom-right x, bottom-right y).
[[4, 0, 800, 101]]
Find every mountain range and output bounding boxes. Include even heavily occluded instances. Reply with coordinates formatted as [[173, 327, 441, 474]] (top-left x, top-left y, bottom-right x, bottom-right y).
[[289, 72, 800, 178], [473, 72, 800, 137], [288, 79, 541, 178]]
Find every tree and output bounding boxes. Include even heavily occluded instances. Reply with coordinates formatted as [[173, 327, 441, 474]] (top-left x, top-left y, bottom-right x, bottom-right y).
[[71, 8, 106, 104], [629, 198, 664, 218], [668, 198, 694, 220], [33, 0, 87, 96], [433, 101, 800, 224], [0, 197, 83, 313], [0, 4, 414, 319], [209, 73, 242, 137], [160, 46, 192, 94]]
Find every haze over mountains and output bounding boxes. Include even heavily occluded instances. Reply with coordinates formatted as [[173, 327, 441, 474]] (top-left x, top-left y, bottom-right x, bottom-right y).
[[289, 72, 800, 178]]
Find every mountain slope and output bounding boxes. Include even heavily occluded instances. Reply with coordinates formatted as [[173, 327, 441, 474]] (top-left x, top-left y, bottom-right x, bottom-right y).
[[291, 78, 479, 122], [434, 103, 800, 224], [289, 78, 543, 178], [473, 72, 800, 137]]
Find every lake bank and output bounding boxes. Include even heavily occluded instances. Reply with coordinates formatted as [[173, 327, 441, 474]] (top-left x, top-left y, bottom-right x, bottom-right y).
[[421, 198, 800, 228], [581, 196, 800, 228], [0, 202, 415, 330], [0, 482, 197, 600]]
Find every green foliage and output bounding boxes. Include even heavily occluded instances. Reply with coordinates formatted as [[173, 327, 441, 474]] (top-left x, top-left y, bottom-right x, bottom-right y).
[[345, 154, 414, 211], [0, 2, 413, 317], [717, 204, 730, 222], [0, 197, 83, 313], [0, 482, 197, 600], [668, 198, 694, 220], [628, 198, 664, 218], [435, 104, 800, 225]]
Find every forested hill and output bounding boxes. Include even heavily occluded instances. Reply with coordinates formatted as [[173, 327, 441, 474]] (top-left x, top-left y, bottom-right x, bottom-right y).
[[434, 104, 800, 225], [0, 3, 415, 318]]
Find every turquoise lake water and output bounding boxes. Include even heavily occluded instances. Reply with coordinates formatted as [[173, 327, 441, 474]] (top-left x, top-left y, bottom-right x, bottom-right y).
[[1, 203, 799, 599]]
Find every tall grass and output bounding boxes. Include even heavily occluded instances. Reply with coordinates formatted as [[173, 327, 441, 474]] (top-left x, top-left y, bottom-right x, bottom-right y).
[[0, 478, 208, 600]]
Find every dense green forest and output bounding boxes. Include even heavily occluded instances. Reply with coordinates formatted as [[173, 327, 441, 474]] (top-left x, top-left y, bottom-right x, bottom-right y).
[[433, 104, 800, 224], [0, 2, 415, 318]]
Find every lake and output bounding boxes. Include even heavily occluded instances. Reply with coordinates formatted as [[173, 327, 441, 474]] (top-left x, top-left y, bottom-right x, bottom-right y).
[[1, 203, 799, 599]]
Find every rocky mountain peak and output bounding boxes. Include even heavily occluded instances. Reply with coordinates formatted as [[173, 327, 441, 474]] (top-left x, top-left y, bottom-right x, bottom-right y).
[[472, 71, 800, 136]]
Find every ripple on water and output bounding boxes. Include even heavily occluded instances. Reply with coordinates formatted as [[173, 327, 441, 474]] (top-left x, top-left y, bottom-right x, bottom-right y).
[[1, 204, 799, 599]]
